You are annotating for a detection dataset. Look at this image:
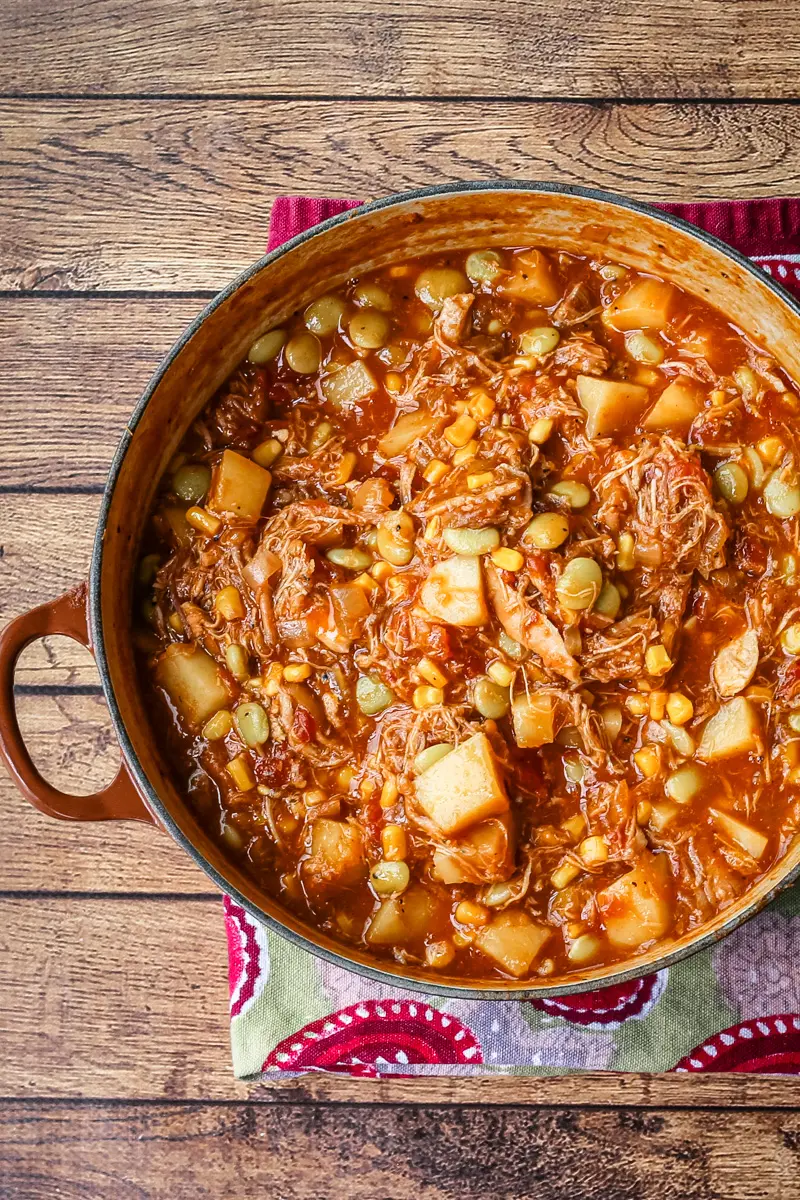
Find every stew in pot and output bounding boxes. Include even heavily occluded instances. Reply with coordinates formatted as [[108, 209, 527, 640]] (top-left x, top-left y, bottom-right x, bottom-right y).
[[137, 245, 800, 981]]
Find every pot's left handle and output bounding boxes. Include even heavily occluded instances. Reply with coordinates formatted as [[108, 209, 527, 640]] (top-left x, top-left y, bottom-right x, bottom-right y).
[[0, 583, 156, 824]]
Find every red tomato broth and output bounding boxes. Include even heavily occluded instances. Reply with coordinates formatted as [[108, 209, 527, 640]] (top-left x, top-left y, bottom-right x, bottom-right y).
[[136, 246, 800, 982]]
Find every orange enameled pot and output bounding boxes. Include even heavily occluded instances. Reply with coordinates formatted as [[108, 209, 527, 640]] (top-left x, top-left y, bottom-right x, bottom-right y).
[[3, 182, 800, 998]]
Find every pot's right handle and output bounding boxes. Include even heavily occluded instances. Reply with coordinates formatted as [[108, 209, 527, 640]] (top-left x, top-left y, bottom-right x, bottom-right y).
[[0, 583, 156, 824]]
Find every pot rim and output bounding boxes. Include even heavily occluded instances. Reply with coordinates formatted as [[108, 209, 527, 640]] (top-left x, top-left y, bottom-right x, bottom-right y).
[[88, 179, 800, 1000]]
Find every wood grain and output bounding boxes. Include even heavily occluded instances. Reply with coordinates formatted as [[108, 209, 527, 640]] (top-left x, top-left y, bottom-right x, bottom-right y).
[[0, 299, 200, 484], [1, 1, 797, 99], [0, 691, 213, 895], [2, 887, 800, 1108], [0, 897, 245, 1100], [3, 101, 800, 292], [1, 1099, 799, 1199]]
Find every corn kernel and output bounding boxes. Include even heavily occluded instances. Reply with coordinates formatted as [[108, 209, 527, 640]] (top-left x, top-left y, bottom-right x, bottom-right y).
[[252, 438, 284, 469], [423, 459, 449, 484], [334, 451, 358, 485], [413, 685, 444, 710], [487, 661, 515, 688], [636, 800, 652, 825], [566, 921, 585, 939], [381, 824, 408, 862], [337, 766, 355, 789], [528, 418, 554, 445], [616, 532, 635, 572], [424, 516, 442, 543], [385, 371, 404, 393], [781, 623, 800, 655], [561, 814, 586, 842], [389, 264, 413, 278], [645, 644, 673, 675], [452, 929, 476, 948], [186, 506, 222, 536], [353, 571, 379, 594], [417, 656, 448, 688], [370, 561, 395, 584], [758, 436, 785, 466], [263, 662, 284, 696], [579, 835, 608, 866], [444, 412, 478, 448], [783, 741, 800, 768], [468, 389, 496, 421], [710, 389, 727, 406], [648, 691, 667, 720], [215, 585, 246, 621], [634, 745, 661, 778], [380, 775, 399, 809], [203, 710, 233, 740], [666, 692, 694, 726], [167, 611, 184, 633], [551, 859, 582, 890], [452, 440, 479, 465], [626, 694, 649, 716], [454, 900, 490, 926], [227, 753, 256, 792], [426, 939, 456, 969], [386, 575, 406, 597], [284, 662, 312, 683], [467, 470, 494, 490], [490, 547, 524, 572], [360, 778, 376, 800]]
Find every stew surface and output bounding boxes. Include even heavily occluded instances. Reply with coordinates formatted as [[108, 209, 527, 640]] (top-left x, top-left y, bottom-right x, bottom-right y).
[[138, 245, 800, 982]]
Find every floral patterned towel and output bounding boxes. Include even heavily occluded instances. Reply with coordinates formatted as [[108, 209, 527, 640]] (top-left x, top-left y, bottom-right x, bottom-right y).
[[227, 192, 800, 1081]]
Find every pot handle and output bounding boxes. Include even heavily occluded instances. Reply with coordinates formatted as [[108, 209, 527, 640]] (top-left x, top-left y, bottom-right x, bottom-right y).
[[0, 583, 156, 824]]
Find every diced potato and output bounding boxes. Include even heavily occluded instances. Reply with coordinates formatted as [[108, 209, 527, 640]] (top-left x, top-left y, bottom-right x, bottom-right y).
[[208, 449, 271, 520], [431, 813, 514, 884], [597, 854, 672, 950], [576, 375, 650, 438], [511, 693, 555, 749], [648, 801, 680, 832], [712, 630, 759, 698], [415, 732, 509, 836], [502, 250, 561, 306], [642, 380, 703, 435], [420, 554, 488, 627], [605, 278, 676, 332], [697, 697, 762, 761], [377, 409, 437, 458], [163, 505, 193, 546], [304, 819, 365, 893], [709, 809, 768, 859], [321, 360, 378, 408], [154, 643, 231, 726], [476, 911, 551, 977], [366, 885, 443, 946]]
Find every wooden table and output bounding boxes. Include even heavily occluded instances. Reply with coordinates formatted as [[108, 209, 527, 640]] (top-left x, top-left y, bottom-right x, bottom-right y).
[[3, 3, 800, 1195]]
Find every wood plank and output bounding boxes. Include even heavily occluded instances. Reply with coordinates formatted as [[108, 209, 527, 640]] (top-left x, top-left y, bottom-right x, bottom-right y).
[[1, 1099, 799, 1198], [0, 897, 246, 1100], [3, 100, 800, 293], [0, 691, 214, 894], [2, 888, 800, 1106], [0, 298, 201, 485], [1, 0, 797, 99], [1, 491, 105, 684]]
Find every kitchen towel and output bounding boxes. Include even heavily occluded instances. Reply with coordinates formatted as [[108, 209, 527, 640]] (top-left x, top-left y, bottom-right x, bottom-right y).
[[226, 193, 800, 1080]]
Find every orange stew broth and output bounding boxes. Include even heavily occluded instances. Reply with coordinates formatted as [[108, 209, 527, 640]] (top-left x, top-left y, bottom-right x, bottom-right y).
[[138, 246, 800, 982]]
